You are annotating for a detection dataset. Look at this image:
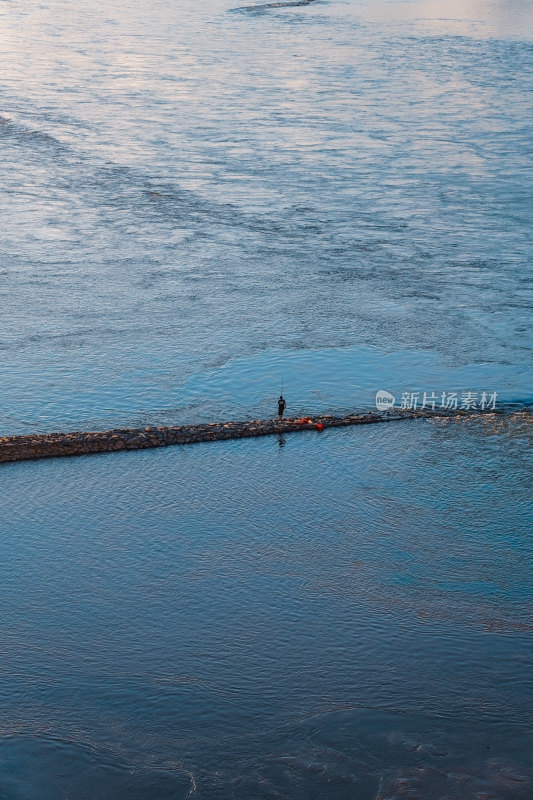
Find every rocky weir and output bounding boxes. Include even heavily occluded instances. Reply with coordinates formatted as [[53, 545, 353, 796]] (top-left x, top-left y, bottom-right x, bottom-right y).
[[0, 409, 478, 464]]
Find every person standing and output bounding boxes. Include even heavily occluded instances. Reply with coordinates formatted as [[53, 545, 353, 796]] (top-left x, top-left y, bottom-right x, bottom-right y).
[[278, 395, 286, 419]]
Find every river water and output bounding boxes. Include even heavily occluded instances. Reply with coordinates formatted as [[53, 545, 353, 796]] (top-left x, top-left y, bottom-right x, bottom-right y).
[[0, 0, 532, 796], [1, 0, 532, 430]]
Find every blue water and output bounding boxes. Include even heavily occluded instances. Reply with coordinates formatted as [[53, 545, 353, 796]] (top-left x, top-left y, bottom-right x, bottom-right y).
[[0, 0, 532, 432], [0, 0, 532, 796], [1, 416, 532, 797]]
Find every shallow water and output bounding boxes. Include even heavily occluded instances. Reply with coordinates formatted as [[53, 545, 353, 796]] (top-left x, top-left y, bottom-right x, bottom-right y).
[[0, 415, 532, 798]]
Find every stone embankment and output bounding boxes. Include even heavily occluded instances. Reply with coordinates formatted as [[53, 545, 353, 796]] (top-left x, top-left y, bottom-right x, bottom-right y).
[[0, 409, 468, 464]]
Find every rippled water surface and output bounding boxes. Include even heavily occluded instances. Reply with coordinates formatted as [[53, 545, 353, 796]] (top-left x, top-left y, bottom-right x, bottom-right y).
[[1, 416, 532, 798], [1, 0, 532, 430], [1, 0, 532, 796]]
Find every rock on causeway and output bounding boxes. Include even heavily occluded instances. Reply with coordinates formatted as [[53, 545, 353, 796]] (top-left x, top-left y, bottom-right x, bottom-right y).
[[0, 409, 472, 464]]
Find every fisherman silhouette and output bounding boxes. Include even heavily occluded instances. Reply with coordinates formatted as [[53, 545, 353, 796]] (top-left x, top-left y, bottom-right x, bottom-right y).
[[278, 395, 286, 419]]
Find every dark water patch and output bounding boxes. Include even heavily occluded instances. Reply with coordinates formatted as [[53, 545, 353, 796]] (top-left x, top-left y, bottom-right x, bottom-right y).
[[0, 115, 65, 151], [0, 734, 193, 800], [230, 0, 315, 12], [194, 709, 533, 800]]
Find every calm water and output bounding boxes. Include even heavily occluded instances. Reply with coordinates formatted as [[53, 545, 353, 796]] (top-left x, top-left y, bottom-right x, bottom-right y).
[[1, 0, 532, 796], [0, 416, 532, 798]]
